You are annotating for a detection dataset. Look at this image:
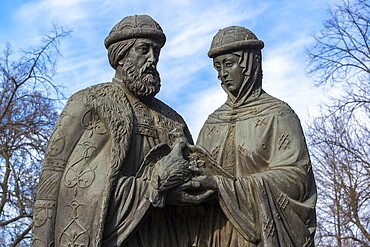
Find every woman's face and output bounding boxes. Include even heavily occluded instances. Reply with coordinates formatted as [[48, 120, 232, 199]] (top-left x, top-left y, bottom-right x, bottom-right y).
[[213, 53, 244, 97]]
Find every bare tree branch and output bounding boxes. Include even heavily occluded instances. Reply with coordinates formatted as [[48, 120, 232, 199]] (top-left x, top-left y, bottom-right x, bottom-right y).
[[306, 3, 369, 243], [0, 25, 70, 246]]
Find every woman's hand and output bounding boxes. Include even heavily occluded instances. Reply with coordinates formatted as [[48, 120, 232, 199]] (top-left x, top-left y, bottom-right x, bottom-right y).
[[166, 175, 219, 206], [191, 174, 219, 191]]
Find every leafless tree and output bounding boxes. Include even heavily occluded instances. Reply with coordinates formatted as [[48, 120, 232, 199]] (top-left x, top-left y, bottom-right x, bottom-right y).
[[307, 0, 369, 83], [306, 0, 370, 246], [0, 26, 70, 247], [307, 110, 370, 246]]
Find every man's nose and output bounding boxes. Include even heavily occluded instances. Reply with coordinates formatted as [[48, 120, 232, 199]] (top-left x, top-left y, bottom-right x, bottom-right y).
[[147, 47, 157, 65]]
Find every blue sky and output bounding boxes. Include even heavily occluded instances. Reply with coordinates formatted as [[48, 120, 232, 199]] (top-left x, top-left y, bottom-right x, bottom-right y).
[[1, 0, 336, 138]]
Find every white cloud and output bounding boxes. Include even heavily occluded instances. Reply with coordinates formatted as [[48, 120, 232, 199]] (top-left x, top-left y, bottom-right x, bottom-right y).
[[180, 84, 226, 139], [3, 0, 336, 138], [15, 0, 87, 28], [263, 36, 326, 124]]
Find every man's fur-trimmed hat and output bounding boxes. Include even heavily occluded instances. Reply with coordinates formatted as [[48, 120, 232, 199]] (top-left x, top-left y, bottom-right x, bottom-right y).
[[105, 15, 166, 49]]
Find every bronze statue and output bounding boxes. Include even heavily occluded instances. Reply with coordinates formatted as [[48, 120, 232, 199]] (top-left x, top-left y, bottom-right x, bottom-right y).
[[32, 16, 317, 246], [31, 15, 195, 246], [191, 26, 317, 246]]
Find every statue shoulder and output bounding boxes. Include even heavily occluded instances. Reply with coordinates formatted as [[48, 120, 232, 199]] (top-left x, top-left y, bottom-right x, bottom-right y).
[[66, 82, 133, 133], [204, 93, 299, 124], [69, 82, 122, 104], [259, 93, 301, 122]]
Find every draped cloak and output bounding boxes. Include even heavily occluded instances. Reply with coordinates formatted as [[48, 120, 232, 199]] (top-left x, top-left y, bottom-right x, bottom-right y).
[[32, 81, 193, 247], [196, 50, 317, 246]]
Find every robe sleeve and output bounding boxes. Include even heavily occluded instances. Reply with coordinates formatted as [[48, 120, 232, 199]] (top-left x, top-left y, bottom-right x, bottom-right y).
[[215, 111, 316, 246], [32, 96, 90, 247], [33, 95, 157, 247], [101, 175, 153, 246]]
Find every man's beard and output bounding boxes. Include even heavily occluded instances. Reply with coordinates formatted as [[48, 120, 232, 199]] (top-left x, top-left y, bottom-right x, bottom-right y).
[[122, 62, 161, 99]]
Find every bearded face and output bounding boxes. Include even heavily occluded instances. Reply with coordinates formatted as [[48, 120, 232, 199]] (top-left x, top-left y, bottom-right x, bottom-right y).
[[118, 38, 162, 99], [122, 60, 161, 98]]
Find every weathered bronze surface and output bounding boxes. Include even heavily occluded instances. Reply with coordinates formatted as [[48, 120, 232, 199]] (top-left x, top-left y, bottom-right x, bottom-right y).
[[195, 26, 317, 246], [31, 15, 194, 246], [32, 18, 316, 247]]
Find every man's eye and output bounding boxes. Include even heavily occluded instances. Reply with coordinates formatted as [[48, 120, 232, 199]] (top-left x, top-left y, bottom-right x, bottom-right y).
[[225, 61, 233, 67], [214, 65, 221, 71], [137, 46, 149, 53]]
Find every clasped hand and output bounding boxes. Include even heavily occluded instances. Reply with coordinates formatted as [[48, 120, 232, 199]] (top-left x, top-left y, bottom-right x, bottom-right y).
[[156, 141, 219, 206], [166, 174, 219, 206]]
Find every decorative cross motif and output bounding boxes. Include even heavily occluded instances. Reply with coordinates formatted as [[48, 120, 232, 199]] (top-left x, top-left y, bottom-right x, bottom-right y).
[[277, 193, 289, 210], [255, 118, 267, 127], [206, 126, 218, 136], [278, 134, 291, 150], [303, 237, 312, 247], [211, 146, 220, 160], [238, 143, 249, 158], [263, 217, 275, 237]]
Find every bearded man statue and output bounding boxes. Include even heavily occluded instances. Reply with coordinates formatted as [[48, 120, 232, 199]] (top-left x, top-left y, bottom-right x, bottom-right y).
[[31, 15, 194, 247]]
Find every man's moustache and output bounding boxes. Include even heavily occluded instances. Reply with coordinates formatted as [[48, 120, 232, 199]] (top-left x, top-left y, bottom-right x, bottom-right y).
[[141, 64, 156, 75]]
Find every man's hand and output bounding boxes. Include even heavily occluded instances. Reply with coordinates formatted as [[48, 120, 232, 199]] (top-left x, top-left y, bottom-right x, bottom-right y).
[[152, 141, 192, 192]]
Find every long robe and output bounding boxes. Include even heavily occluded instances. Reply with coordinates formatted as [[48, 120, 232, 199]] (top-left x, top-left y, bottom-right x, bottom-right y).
[[32, 81, 193, 247], [196, 50, 316, 246]]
